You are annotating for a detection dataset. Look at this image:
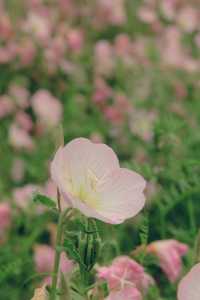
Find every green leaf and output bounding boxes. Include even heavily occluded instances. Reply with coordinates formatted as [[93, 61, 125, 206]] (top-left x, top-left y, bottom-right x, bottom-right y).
[[32, 194, 57, 209], [63, 239, 85, 269]]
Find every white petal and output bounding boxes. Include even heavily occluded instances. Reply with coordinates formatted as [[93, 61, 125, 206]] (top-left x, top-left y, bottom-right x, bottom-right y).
[[178, 263, 200, 300], [61, 138, 119, 185], [51, 138, 119, 207], [96, 168, 146, 224]]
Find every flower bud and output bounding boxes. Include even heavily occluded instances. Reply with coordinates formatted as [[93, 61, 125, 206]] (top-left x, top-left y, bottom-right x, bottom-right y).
[[78, 219, 101, 271]]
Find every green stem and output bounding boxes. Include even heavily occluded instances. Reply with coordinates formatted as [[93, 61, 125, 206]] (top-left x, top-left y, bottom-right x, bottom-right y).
[[50, 211, 65, 300]]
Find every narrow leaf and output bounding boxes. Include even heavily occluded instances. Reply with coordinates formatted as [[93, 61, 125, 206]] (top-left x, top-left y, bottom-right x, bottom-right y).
[[33, 194, 56, 209]]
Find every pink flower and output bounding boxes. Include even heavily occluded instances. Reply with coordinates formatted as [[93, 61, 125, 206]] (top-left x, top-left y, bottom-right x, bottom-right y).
[[31, 90, 63, 128], [66, 29, 84, 53], [15, 111, 33, 132], [16, 39, 36, 66], [9, 124, 35, 151], [25, 13, 51, 44], [92, 78, 112, 105], [9, 84, 30, 109], [43, 180, 57, 200], [0, 202, 11, 234], [94, 41, 115, 77], [97, 256, 153, 294], [160, 0, 177, 21], [13, 184, 38, 209], [0, 46, 13, 64], [96, 0, 126, 26], [51, 138, 146, 224], [105, 286, 142, 300], [34, 244, 74, 276], [114, 34, 132, 57], [58, 0, 75, 16], [34, 244, 54, 274], [104, 106, 124, 125], [147, 240, 188, 282], [177, 6, 198, 33], [115, 93, 131, 113], [129, 109, 156, 142], [0, 14, 13, 40], [178, 263, 200, 300], [44, 36, 66, 69], [160, 26, 184, 68], [138, 6, 157, 24], [0, 95, 15, 119], [159, 26, 198, 72]]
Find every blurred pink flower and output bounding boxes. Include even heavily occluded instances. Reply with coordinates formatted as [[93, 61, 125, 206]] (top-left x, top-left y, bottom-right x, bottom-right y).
[[160, 0, 177, 21], [92, 78, 112, 105], [34, 245, 54, 273], [115, 93, 131, 113], [13, 183, 47, 214], [160, 26, 198, 72], [94, 41, 114, 77], [174, 81, 187, 100], [0, 95, 15, 118], [96, 0, 126, 26], [25, 13, 51, 44], [138, 6, 157, 24], [114, 34, 132, 57], [31, 90, 62, 128], [129, 109, 156, 141], [178, 263, 200, 300], [0, 202, 11, 235], [44, 36, 66, 70], [16, 39, 36, 66], [9, 123, 35, 151], [66, 29, 84, 53], [177, 6, 198, 33], [160, 26, 184, 68], [13, 184, 38, 209], [58, 0, 75, 16], [9, 84, 30, 109], [97, 256, 153, 293], [51, 138, 146, 224], [132, 38, 149, 66], [104, 106, 124, 125], [43, 180, 57, 200], [0, 44, 16, 64], [0, 14, 13, 40], [13, 184, 39, 209], [27, 0, 43, 9], [11, 158, 25, 182], [105, 286, 142, 300], [34, 244, 74, 279], [147, 239, 188, 282], [15, 111, 33, 132]]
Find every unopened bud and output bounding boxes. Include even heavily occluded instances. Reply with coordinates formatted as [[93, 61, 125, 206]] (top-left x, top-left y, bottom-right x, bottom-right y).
[[78, 219, 101, 271]]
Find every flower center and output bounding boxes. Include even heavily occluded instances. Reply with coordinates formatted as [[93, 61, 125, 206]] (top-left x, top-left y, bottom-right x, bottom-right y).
[[75, 169, 99, 208]]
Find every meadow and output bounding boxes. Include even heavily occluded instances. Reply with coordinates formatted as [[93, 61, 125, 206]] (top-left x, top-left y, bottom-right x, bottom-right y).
[[0, 1, 200, 299]]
